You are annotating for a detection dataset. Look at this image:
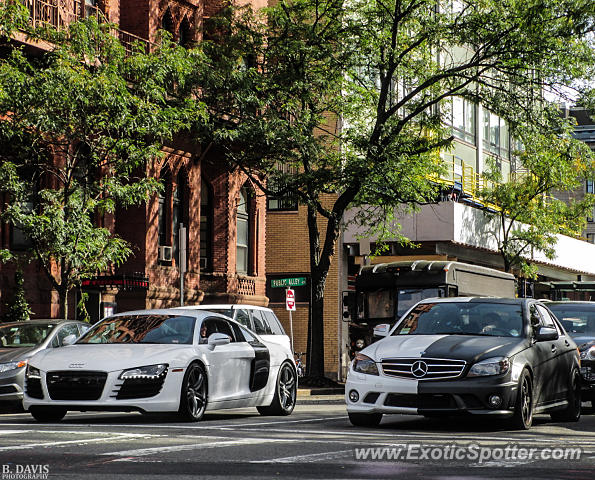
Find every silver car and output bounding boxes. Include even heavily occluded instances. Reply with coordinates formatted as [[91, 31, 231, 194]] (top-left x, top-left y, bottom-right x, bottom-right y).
[[0, 319, 90, 404]]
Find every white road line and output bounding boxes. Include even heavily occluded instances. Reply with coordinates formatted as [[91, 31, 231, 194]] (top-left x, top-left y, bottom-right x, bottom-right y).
[[0, 433, 149, 451], [0, 430, 34, 435], [251, 449, 354, 464], [101, 437, 295, 457]]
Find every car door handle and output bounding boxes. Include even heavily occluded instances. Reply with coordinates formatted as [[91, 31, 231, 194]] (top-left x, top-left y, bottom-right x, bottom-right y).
[[551, 345, 557, 354], [564, 340, 570, 347]]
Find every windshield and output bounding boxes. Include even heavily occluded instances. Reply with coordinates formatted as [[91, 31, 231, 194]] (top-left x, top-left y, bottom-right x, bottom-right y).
[[392, 302, 523, 337], [203, 308, 233, 318], [0, 324, 55, 347], [77, 315, 196, 344], [548, 304, 595, 337]]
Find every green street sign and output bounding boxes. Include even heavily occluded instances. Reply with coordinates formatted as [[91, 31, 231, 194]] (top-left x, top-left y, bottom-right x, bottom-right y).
[[271, 277, 307, 288]]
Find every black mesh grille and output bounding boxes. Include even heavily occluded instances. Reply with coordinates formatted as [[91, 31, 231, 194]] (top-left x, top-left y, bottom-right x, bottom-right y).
[[363, 392, 380, 404], [115, 376, 166, 400], [384, 393, 457, 409], [25, 378, 43, 399], [0, 385, 18, 395], [47, 371, 107, 400]]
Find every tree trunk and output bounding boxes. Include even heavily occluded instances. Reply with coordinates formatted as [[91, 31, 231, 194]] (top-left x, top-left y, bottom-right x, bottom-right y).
[[307, 267, 326, 377], [58, 287, 68, 320]]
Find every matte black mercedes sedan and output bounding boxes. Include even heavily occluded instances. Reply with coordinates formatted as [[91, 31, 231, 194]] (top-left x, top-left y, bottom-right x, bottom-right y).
[[346, 298, 581, 430]]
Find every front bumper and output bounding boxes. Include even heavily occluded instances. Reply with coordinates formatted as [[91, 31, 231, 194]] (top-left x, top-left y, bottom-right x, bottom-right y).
[[345, 371, 517, 416], [22, 368, 184, 413], [0, 367, 26, 402]]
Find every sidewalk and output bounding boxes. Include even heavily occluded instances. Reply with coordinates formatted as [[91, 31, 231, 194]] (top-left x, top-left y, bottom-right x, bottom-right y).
[[297, 385, 345, 405]]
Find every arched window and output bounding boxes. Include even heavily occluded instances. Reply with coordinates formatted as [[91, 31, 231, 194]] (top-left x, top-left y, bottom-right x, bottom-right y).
[[236, 186, 250, 275], [157, 169, 170, 250], [161, 9, 174, 36], [200, 179, 213, 271], [179, 16, 191, 47]]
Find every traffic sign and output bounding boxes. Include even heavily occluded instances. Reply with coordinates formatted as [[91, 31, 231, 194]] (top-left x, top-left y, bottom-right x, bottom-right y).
[[286, 288, 296, 311], [271, 277, 306, 288]]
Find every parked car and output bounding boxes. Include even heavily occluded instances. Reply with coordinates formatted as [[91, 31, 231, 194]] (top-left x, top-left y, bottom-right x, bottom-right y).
[[547, 301, 595, 408], [175, 305, 290, 349], [345, 297, 581, 430], [0, 319, 90, 405], [23, 309, 297, 422]]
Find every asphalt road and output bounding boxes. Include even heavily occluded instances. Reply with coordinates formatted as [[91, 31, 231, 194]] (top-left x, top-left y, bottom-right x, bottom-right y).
[[0, 402, 594, 479]]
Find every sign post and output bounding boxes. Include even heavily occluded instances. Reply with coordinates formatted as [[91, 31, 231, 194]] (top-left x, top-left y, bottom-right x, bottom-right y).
[[286, 288, 296, 353]]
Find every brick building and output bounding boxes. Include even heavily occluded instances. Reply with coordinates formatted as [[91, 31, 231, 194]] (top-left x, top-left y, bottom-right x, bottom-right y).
[[0, 0, 268, 322]]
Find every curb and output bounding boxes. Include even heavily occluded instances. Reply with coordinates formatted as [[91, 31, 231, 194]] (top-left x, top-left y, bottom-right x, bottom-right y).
[[296, 394, 345, 405]]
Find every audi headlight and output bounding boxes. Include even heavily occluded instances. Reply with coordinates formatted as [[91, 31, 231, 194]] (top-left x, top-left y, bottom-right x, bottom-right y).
[[0, 360, 27, 374], [580, 346, 595, 361], [352, 353, 379, 376], [468, 357, 510, 377], [25, 365, 41, 379], [119, 364, 168, 380]]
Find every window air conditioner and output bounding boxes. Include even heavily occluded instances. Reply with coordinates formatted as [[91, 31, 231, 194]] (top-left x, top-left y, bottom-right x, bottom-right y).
[[158, 245, 173, 262]]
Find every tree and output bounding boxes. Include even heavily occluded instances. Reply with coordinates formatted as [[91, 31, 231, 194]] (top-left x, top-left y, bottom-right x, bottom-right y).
[[481, 128, 595, 278], [0, 8, 204, 318], [5, 265, 33, 322], [198, 0, 595, 377]]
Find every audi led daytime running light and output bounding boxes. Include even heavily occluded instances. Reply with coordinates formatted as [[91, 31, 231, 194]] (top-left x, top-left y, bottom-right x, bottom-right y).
[[119, 364, 168, 380]]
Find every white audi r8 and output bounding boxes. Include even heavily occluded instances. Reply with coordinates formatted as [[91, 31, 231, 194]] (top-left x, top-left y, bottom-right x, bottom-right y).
[[22, 309, 297, 422]]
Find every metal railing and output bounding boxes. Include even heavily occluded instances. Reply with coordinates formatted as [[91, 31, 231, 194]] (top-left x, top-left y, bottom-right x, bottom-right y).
[[19, 0, 151, 53]]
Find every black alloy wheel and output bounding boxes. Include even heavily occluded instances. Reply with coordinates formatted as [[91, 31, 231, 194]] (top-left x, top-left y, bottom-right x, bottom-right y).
[[179, 362, 208, 422], [257, 361, 297, 416], [510, 369, 533, 430]]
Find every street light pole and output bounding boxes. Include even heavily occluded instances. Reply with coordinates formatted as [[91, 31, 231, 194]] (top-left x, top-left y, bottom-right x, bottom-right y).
[[179, 223, 187, 306]]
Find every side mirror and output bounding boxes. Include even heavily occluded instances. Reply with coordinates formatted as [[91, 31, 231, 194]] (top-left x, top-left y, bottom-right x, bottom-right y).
[[62, 334, 77, 346], [207, 332, 231, 350], [373, 324, 391, 338], [535, 326, 558, 342]]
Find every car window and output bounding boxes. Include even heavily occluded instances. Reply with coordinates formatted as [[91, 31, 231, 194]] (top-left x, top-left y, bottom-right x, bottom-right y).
[[240, 327, 257, 344], [234, 309, 253, 329], [547, 304, 595, 336], [214, 319, 236, 341], [230, 322, 246, 342], [78, 324, 91, 336], [252, 310, 273, 335], [535, 305, 556, 329], [0, 323, 55, 347], [78, 315, 196, 344], [391, 302, 523, 337], [54, 324, 80, 347], [263, 311, 286, 335]]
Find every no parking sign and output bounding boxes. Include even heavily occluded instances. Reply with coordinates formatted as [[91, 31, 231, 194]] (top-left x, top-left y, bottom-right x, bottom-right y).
[[286, 288, 296, 311]]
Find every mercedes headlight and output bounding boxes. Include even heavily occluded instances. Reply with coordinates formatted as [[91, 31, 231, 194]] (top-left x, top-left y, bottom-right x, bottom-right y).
[[468, 357, 510, 377], [352, 353, 379, 376], [119, 364, 168, 380], [0, 360, 27, 374], [580, 346, 595, 361]]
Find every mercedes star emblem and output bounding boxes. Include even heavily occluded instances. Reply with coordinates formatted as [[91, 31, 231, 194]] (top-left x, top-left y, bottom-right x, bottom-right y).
[[411, 360, 429, 378]]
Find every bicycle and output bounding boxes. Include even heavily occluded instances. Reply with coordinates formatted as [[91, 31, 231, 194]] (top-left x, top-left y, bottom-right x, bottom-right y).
[[294, 351, 306, 377]]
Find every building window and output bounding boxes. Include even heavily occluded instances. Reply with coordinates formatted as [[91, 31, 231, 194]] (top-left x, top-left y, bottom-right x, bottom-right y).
[[587, 233, 595, 243], [483, 109, 509, 158], [179, 17, 191, 47], [200, 179, 213, 271], [162, 9, 174, 36], [586, 180, 594, 194], [158, 169, 170, 249], [10, 201, 33, 250], [450, 96, 476, 144], [172, 171, 186, 266], [236, 186, 250, 275], [267, 163, 298, 211]]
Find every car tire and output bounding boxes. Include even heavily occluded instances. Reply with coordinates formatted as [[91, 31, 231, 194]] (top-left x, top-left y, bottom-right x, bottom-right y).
[[178, 362, 208, 422], [550, 368, 581, 423], [29, 406, 67, 422], [257, 361, 297, 416], [510, 369, 533, 430], [348, 412, 383, 427]]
